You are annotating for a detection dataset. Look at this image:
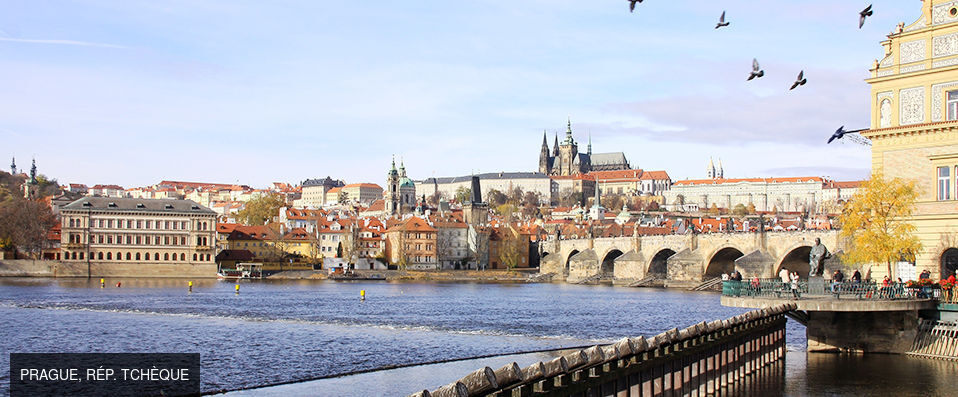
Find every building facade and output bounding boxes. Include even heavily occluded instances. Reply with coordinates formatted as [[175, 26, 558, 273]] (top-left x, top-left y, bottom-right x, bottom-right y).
[[863, 0, 958, 277], [60, 197, 217, 266]]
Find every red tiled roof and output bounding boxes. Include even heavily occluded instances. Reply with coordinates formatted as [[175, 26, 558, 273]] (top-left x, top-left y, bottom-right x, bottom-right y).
[[590, 169, 645, 181], [640, 170, 670, 180]]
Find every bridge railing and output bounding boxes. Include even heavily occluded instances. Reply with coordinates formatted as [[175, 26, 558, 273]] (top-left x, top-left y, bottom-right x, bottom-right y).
[[722, 280, 934, 300], [409, 304, 795, 397]]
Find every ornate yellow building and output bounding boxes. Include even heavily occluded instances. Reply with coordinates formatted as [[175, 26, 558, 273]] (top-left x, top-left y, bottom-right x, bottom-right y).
[[864, 0, 958, 277]]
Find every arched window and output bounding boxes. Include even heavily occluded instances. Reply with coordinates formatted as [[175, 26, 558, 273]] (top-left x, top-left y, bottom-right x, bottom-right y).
[[135, 252, 141, 261], [79, 252, 84, 260], [125, 252, 131, 261], [116, 252, 122, 260], [193, 253, 198, 261], [179, 253, 185, 261], [97, 252, 103, 260], [69, 219, 75, 227], [106, 252, 112, 260], [164, 253, 169, 261], [70, 252, 76, 260], [154, 253, 160, 261]]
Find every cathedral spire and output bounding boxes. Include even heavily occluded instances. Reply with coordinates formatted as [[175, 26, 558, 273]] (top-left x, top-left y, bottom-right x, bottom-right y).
[[565, 117, 574, 144], [588, 131, 592, 156], [541, 130, 548, 147], [553, 133, 559, 156]]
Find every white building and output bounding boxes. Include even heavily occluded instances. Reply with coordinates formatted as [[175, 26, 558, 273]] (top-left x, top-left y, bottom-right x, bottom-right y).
[[417, 172, 552, 204]]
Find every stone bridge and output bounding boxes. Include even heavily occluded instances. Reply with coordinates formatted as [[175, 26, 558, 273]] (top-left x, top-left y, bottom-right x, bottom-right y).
[[539, 230, 843, 286]]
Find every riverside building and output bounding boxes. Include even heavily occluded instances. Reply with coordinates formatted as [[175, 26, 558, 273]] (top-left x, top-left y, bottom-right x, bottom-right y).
[[863, 0, 958, 277], [60, 197, 217, 266]]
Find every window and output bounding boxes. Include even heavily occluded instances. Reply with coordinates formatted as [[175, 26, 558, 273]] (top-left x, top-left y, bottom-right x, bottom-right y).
[[939, 166, 952, 200], [126, 252, 131, 260], [135, 253, 140, 261], [949, 91, 958, 121], [164, 253, 169, 261]]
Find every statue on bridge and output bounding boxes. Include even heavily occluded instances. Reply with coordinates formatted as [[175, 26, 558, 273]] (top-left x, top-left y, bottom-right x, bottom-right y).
[[808, 238, 830, 277]]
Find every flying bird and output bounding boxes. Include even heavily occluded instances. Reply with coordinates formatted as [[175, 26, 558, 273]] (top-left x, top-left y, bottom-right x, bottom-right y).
[[716, 11, 730, 29], [789, 70, 807, 90], [629, 0, 643, 13], [747, 58, 764, 81], [828, 126, 847, 144], [859, 4, 873, 29]]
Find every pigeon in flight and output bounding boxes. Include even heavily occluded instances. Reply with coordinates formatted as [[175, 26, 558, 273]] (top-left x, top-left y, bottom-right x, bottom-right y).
[[716, 11, 730, 29], [629, 0, 643, 13], [859, 5, 873, 29], [827, 126, 847, 144], [789, 70, 807, 90], [748, 59, 764, 81]]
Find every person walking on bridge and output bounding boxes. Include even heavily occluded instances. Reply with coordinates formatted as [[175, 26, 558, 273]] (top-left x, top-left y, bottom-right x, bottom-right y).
[[780, 267, 790, 294]]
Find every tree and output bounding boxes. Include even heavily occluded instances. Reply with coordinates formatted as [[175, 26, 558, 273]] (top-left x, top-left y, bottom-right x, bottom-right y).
[[746, 203, 757, 214], [427, 191, 443, 206], [521, 191, 540, 218], [235, 193, 285, 225], [336, 241, 343, 258], [0, 197, 57, 258], [454, 186, 471, 204], [708, 203, 721, 215], [496, 204, 517, 222], [497, 227, 523, 271], [839, 173, 922, 278], [732, 204, 748, 217], [487, 189, 508, 207]]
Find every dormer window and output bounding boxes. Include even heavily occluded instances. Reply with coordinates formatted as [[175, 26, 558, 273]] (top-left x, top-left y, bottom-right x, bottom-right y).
[[108, 202, 117, 208], [165, 204, 174, 210], [136, 203, 146, 208], [82, 202, 92, 207]]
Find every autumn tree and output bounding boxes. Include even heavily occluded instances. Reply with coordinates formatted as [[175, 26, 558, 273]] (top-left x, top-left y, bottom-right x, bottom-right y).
[[0, 197, 57, 258], [497, 227, 523, 271], [496, 203, 517, 222], [235, 193, 286, 225], [732, 204, 748, 217], [708, 203, 721, 215], [520, 191, 540, 218], [487, 189, 508, 207], [839, 173, 922, 278], [454, 186, 471, 204]]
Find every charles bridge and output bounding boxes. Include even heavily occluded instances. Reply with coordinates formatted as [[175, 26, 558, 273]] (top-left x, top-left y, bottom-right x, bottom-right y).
[[538, 230, 843, 286]]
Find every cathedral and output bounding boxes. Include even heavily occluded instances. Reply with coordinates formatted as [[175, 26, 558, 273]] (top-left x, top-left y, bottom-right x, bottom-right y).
[[538, 119, 631, 176]]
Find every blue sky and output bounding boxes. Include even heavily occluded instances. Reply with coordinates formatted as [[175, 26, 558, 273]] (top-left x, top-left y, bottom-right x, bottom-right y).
[[1, 1, 918, 188]]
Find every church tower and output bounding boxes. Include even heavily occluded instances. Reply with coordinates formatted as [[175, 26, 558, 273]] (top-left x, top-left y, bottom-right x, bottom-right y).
[[385, 157, 400, 216], [717, 158, 724, 179], [558, 118, 579, 176], [538, 131, 552, 174], [707, 157, 716, 179], [10, 157, 16, 175]]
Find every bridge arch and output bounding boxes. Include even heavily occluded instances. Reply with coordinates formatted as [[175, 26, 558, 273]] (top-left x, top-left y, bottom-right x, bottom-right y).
[[601, 249, 624, 276], [776, 245, 812, 277], [705, 246, 745, 278], [565, 249, 580, 274], [648, 248, 676, 277], [941, 248, 958, 278]]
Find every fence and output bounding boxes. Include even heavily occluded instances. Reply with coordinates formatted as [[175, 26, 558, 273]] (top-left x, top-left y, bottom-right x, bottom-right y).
[[721, 279, 936, 301], [908, 319, 958, 361], [410, 304, 795, 397]]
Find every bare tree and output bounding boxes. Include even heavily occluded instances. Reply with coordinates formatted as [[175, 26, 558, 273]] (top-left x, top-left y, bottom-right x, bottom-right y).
[[0, 198, 57, 258]]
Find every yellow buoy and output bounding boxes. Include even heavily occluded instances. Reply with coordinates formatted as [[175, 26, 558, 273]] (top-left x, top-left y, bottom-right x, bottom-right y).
[[360, 289, 366, 301], [188, 281, 193, 293], [100, 278, 105, 288], [235, 284, 240, 294]]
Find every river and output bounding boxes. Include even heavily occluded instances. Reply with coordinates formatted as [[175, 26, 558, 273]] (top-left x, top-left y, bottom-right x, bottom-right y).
[[0, 278, 954, 396]]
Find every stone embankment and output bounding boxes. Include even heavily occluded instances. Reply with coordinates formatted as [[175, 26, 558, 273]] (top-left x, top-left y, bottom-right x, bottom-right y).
[[0, 259, 217, 278], [268, 269, 540, 282]]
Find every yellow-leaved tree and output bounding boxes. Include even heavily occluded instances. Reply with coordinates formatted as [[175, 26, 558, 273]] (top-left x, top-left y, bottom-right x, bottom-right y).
[[838, 173, 922, 278]]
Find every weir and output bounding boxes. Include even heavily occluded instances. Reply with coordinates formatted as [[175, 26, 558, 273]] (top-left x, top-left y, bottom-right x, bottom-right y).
[[409, 304, 794, 397]]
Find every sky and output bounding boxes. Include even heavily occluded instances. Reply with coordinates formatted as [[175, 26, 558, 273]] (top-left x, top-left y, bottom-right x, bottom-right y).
[[0, 0, 920, 188]]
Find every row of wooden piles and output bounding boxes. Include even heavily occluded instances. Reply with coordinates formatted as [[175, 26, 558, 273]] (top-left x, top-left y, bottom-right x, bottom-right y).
[[409, 303, 796, 397]]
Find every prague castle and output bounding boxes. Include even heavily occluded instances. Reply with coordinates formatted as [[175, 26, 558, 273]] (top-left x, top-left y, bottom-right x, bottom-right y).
[[538, 119, 630, 176]]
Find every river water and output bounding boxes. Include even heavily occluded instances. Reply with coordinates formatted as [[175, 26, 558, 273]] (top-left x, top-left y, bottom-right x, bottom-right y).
[[0, 278, 955, 396]]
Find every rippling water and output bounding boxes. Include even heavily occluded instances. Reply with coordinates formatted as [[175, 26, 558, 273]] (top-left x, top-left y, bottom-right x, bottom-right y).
[[0, 278, 954, 396]]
